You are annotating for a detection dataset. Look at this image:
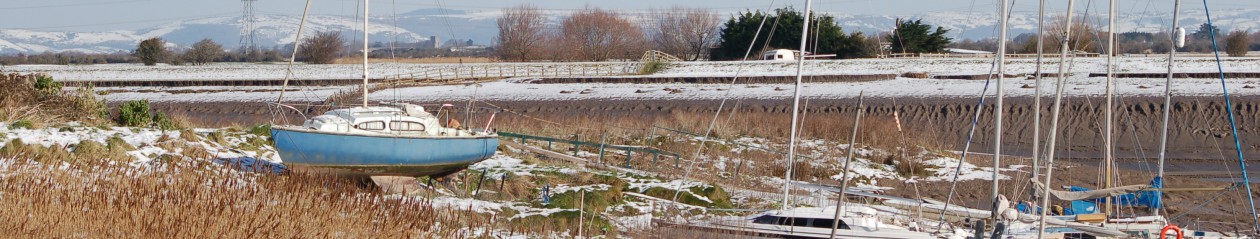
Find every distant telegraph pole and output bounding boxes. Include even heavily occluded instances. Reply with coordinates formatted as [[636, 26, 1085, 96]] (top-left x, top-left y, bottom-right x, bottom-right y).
[[239, 0, 259, 54]]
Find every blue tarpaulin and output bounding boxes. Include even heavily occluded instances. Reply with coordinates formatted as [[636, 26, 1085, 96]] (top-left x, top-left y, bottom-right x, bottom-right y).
[[1065, 177, 1162, 211]]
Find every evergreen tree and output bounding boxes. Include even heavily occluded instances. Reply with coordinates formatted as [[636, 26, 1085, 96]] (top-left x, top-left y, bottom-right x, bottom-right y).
[[713, 8, 868, 60], [887, 19, 951, 54], [134, 38, 167, 66]]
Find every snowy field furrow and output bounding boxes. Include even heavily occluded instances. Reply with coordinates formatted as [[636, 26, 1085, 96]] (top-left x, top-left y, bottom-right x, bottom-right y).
[[14, 57, 1258, 102]]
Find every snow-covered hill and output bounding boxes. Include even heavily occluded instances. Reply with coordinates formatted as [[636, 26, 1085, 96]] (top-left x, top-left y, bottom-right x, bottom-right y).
[[0, 9, 472, 54], [1, 7, 1256, 54]]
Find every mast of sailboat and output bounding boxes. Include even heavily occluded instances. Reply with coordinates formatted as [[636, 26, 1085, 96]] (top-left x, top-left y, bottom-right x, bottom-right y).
[[830, 92, 863, 239], [780, 0, 814, 211], [991, 0, 1010, 221], [1037, 0, 1078, 237], [1103, 0, 1116, 217], [1154, 0, 1182, 219], [275, 0, 313, 105], [362, 0, 370, 108], [1031, 0, 1045, 185]]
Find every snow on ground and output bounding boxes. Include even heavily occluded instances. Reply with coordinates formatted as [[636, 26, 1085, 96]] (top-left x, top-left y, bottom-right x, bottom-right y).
[[16, 57, 1259, 102], [921, 156, 1024, 182], [0, 123, 280, 165], [468, 154, 578, 177]]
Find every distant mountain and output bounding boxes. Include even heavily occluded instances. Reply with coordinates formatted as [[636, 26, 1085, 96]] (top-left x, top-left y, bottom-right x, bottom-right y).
[[1, 8, 1256, 54], [830, 8, 1260, 39], [0, 8, 495, 54]]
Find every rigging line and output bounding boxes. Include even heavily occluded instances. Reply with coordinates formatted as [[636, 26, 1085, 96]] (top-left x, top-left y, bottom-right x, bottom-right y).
[[1168, 183, 1241, 222], [275, 0, 315, 105], [936, 55, 999, 230], [433, 0, 458, 42], [390, 0, 400, 104], [1201, 0, 1260, 233], [672, 0, 780, 205]]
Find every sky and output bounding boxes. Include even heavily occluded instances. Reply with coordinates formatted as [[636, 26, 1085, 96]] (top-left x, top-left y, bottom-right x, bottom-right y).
[[1, 0, 1258, 32]]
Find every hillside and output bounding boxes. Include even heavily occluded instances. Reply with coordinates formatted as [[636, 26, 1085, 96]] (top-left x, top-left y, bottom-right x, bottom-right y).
[[1, 8, 1258, 54]]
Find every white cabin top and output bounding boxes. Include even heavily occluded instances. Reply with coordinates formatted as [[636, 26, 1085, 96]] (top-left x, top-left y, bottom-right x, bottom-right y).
[[303, 103, 481, 137]]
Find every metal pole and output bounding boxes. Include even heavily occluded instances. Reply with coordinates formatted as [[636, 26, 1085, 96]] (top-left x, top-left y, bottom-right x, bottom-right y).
[[830, 92, 864, 239], [275, 0, 313, 104], [1201, 0, 1260, 232], [1032, 0, 1046, 184], [1104, 0, 1116, 217], [992, 0, 1010, 222], [781, 0, 814, 211], [361, 0, 370, 108], [1038, 1, 1077, 237], [1154, 0, 1182, 218]]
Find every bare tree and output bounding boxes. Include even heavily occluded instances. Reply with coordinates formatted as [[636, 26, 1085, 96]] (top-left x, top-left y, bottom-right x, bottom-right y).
[[1018, 17, 1100, 54], [300, 31, 344, 64], [560, 8, 647, 61], [648, 7, 720, 61], [183, 39, 224, 65], [495, 5, 548, 62], [1226, 30, 1249, 57]]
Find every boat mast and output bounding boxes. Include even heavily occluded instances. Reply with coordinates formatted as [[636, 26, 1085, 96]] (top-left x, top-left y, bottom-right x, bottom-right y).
[[1037, 0, 1077, 238], [991, 0, 1010, 221], [1032, 0, 1046, 185], [830, 92, 864, 239], [1103, 0, 1116, 217], [780, 0, 814, 211], [1155, 0, 1182, 219], [362, 0, 370, 108]]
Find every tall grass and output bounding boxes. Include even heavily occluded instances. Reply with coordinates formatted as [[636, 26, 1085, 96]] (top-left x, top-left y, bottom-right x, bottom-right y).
[[0, 73, 107, 125], [0, 156, 480, 238]]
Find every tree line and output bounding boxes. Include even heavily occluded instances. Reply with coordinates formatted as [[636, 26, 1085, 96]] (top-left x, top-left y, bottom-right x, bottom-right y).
[[495, 5, 954, 62], [952, 21, 1257, 57]]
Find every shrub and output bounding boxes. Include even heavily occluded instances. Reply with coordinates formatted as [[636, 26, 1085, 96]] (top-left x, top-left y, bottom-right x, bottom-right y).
[[34, 75, 63, 94], [118, 100, 152, 127], [248, 124, 272, 137], [639, 61, 665, 75], [8, 120, 34, 130], [152, 112, 179, 130]]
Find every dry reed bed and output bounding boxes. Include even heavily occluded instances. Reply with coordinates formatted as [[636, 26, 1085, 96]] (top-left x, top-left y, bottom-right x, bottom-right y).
[[0, 157, 497, 238]]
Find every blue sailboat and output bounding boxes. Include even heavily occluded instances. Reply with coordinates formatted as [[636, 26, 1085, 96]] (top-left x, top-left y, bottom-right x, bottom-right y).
[[270, 0, 497, 177]]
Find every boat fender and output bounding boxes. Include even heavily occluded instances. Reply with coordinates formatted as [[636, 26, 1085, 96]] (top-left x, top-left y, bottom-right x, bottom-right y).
[[1160, 225, 1183, 239]]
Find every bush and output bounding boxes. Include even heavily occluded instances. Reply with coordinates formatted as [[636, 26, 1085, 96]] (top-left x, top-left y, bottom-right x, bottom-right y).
[[8, 120, 34, 130], [118, 100, 152, 127], [639, 61, 665, 75], [152, 112, 179, 130], [248, 124, 272, 137], [1226, 30, 1250, 57], [34, 75, 63, 94]]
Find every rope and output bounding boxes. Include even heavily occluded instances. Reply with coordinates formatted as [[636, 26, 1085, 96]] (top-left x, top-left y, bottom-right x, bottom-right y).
[[274, 0, 314, 105], [1202, 0, 1260, 233], [936, 55, 997, 229], [1168, 183, 1241, 222], [672, 0, 779, 205]]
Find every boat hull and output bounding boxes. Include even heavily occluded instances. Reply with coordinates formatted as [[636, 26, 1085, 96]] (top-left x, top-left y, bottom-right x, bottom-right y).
[[271, 126, 499, 177]]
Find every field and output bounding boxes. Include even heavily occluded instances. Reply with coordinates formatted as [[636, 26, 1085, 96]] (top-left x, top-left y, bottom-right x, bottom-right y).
[[5, 56, 1260, 237]]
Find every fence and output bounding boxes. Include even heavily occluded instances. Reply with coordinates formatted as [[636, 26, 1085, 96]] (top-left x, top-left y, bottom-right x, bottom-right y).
[[498, 131, 683, 169], [384, 62, 641, 81]]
